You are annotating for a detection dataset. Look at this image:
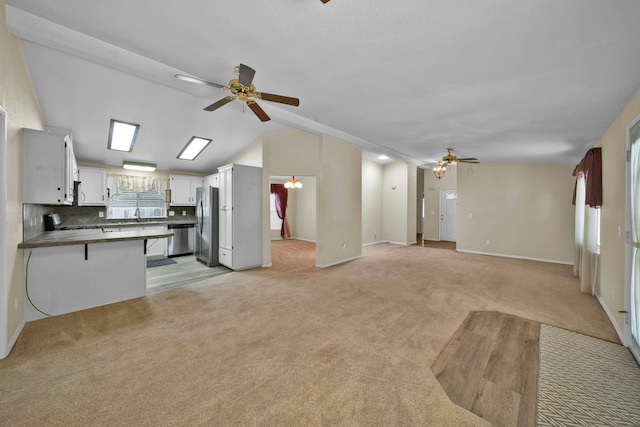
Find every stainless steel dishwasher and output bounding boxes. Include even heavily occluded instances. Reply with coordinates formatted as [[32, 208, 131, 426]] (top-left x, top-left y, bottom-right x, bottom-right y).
[[167, 223, 195, 256]]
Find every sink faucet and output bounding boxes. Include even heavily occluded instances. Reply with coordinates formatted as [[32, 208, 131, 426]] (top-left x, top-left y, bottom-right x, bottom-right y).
[[134, 207, 140, 222]]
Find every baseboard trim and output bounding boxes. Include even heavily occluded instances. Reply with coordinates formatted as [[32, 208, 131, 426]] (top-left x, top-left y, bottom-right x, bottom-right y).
[[455, 249, 573, 265], [594, 290, 626, 345], [316, 255, 361, 268], [293, 237, 316, 243], [362, 240, 385, 247], [388, 241, 411, 246], [262, 263, 272, 268], [1, 318, 25, 359]]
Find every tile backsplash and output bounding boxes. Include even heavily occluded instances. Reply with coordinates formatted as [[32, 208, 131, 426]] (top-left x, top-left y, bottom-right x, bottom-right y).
[[22, 204, 196, 237], [22, 204, 51, 240]]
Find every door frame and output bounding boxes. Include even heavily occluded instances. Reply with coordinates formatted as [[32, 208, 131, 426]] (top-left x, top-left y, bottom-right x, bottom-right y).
[[625, 112, 640, 362], [0, 105, 8, 358], [439, 188, 457, 242]]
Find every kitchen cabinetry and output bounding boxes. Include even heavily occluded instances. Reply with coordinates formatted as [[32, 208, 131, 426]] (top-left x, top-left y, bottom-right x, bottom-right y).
[[23, 128, 77, 205], [102, 224, 167, 259], [78, 166, 107, 206], [203, 173, 219, 189], [169, 174, 203, 205], [217, 164, 262, 270]]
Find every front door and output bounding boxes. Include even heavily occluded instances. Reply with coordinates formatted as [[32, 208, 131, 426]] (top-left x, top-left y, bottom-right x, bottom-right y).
[[440, 188, 457, 242]]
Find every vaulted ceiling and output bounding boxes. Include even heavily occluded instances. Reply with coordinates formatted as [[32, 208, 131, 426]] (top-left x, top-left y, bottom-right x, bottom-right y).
[[6, 0, 640, 173]]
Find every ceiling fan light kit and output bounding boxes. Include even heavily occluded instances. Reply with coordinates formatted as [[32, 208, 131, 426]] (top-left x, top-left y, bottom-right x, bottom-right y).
[[433, 162, 447, 180], [176, 64, 300, 122], [426, 148, 480, 180]]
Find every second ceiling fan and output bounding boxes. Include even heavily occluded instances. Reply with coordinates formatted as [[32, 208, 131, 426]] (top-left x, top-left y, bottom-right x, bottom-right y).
[[175, 64, 300, 122]]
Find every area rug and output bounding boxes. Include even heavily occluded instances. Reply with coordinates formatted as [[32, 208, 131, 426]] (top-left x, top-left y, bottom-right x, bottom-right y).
[[146, 258, 177, 268], [538, 324, 640, 426]]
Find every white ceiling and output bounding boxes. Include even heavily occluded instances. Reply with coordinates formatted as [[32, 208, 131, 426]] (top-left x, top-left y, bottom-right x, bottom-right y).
[[6, 0, 640, 173]]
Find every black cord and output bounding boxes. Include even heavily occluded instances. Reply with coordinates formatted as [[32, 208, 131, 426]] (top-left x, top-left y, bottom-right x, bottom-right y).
[[25, 250, 51, 317]]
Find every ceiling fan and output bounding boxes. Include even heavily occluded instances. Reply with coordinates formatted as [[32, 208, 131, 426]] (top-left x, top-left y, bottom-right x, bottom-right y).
[[175, 64, 300, 122], [421, 148, 480, 179], [437, 148, 479, 165]]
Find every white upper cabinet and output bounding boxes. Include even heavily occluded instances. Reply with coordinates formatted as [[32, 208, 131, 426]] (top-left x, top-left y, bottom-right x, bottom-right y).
[[203, 173, 219, 189], [77, 167, 107, 206], [169, 174, 203, 206], [23, 129, 77, 205]]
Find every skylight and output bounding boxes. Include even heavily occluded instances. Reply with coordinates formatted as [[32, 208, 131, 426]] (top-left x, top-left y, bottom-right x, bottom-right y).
[[177, 136, 212, 160], [108, 119, 139, 152]]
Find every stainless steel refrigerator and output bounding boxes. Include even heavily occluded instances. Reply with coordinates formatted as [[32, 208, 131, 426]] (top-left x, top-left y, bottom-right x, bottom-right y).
[[195, 186, 219, 266]]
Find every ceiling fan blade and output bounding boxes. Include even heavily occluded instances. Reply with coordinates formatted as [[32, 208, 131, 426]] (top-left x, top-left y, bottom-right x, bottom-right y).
[[258, 92, 300, 107], [457, 157, 478, 161], [175, 74, 224, 89], [246, 100, 270, 122], [237, 64, 256, 87], [458, 159, 480, 163], [204, 96, 235, 112]]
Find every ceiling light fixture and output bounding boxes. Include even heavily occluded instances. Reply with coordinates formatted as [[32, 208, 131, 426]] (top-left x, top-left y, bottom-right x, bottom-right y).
[[433, 161, 447, 180], [284, 176, 302, 189], [122, 161, 156, 172], [177, 136, 212, 160], [108, 119, 140, 152]]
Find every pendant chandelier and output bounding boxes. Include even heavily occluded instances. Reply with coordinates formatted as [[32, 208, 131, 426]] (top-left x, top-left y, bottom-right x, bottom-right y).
[[433, 162, 447, 180], [284, 176, 302, 189]]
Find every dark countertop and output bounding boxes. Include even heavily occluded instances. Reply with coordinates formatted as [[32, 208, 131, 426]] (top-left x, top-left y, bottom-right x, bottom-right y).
[[58, 220, 195, 230], [18, 229, 174, 249]]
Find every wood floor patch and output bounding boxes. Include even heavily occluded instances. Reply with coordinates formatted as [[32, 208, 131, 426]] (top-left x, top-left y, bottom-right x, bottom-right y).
[[431, 311, 540, 427]]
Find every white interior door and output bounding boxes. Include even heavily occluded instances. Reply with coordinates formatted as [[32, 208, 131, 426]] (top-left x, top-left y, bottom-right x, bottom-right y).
[[439, 188, 457, 242]]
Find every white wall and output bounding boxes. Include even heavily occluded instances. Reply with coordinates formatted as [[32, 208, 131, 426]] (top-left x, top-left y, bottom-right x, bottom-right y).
[[1, 0, 46, 358], [294, 176, 316, 242], [362, 160, 383, 245], [243, 130, 361, 267], [596, 86, 640, 338], [456, 162, 575, 263], [383, 161, 412, 245]]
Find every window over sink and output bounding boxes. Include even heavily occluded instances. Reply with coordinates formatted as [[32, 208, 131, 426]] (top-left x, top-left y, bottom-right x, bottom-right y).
[[106, 174, 168, 219], [107, 188, 166, 219]]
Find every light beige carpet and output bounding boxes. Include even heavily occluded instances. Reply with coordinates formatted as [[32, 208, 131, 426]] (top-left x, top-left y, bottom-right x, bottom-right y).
[[0, 241, 620, 426]]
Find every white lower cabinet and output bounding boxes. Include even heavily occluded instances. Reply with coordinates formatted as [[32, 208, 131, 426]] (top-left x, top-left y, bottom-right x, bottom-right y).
[[143, 225, 168, 259], [103, 224, 167, 259]]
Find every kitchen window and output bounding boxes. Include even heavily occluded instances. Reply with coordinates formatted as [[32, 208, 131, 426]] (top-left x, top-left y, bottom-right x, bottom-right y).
[[107, 188, 166, 219], [106, 174, 168, 219]]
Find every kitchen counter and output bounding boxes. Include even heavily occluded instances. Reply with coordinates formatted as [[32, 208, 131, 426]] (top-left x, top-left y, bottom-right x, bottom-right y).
[[57, 220, 195, 230], [18, 228, 174, 249]]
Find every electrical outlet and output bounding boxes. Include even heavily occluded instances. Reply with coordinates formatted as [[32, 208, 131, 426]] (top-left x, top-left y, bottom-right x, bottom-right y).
[[14, 298, 18, 310], [182, 211, 186, 216], [341, 243, 346, 251], [98, 211, 104, 218], [486, 240, 491, 246], [169, 211, 175, 217]]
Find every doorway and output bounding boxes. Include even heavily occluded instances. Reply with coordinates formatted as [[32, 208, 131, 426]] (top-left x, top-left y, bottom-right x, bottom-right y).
[[0, 105, 8, 357], [439, 188, 457, 242], [269, 176, 317, 269]]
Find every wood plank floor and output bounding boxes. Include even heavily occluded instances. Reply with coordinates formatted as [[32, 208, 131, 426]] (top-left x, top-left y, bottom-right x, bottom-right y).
[[431, 311, 540, 427], [146, 255, 231, 294]]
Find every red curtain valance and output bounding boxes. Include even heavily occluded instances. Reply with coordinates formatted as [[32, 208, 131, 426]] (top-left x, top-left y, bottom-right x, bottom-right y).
[[572, 147, 602, 208]]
